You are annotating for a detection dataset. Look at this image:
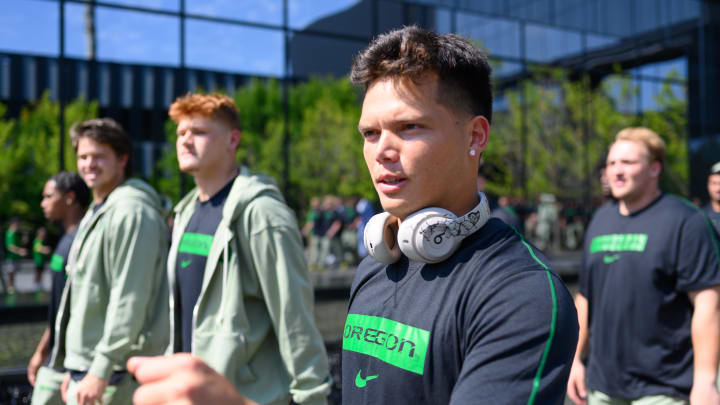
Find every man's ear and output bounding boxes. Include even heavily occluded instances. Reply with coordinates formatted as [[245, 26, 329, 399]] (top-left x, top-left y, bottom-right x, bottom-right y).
[[118, 154, 129, 171], [650, 160, 662, 178], [229, 129, 242, 150], [468, 115, 490, 154]]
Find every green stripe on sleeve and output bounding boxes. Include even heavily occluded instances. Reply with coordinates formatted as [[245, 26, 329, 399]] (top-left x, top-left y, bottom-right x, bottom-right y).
[[514, 232, 558, 405]]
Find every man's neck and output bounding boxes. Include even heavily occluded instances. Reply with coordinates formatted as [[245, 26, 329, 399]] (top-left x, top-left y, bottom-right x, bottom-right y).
[[712, 200, 720, 213], [619, 187, 661, 216], [92, 176, 124, 204], [195, 165, 238, 202], [62, 207, 84, 233]]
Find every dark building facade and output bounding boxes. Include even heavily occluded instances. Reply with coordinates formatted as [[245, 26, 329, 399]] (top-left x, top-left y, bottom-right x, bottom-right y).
[[1, 0, 717, 198]]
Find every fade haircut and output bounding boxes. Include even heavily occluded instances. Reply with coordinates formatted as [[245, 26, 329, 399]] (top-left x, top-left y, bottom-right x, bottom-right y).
[[350, 25, 493, 123], [615, 127, 666, 170], [50, 171, 91, 208], [169, 93, 241, 131], [70, 118, 132, 178]]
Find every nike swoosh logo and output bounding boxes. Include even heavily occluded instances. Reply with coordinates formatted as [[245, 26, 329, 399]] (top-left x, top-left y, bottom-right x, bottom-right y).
[[603, 254, 621, 264], [181, 259, 192, 268], [355, 370, 379, 388]]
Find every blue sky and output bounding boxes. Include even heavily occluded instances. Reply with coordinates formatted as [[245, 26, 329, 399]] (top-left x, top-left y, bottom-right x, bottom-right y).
[[0, 0, 360, 76]]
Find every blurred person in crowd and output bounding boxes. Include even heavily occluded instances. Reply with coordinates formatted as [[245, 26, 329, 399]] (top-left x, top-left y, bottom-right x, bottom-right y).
[[535, 193, 558, 251], [354, 197, 376, 259], [319, 195, 343, 269], [47, 118, 169, 405], [127, 26, 578, 405], [302, 196, 321, 267], [4, 216, 28, 293], [32, 227, 52, 289], [339, 196, 359, 266], [706, 161, 720, 233], [568, 128, 720, 405], [28, 171, 90, 405], [166, 93, 331, 405], [491, 195, 524, 234]]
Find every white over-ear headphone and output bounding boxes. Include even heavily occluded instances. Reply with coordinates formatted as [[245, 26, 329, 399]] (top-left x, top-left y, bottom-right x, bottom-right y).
[[364, 193, 491, 264]]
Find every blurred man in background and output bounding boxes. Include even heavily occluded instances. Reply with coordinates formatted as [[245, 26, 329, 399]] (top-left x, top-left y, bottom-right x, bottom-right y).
[[166, 93, 330, 405], [4, 217, 28, 293], [706, 161, 720, 233], [28, 172, 89, 405], [49, 118, 169, 405], [568, 128, 720, 405]]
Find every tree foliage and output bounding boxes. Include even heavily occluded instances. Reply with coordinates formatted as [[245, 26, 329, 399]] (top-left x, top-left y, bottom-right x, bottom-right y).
[[485, 68, 688, 202], [0, 93, 98, 223]]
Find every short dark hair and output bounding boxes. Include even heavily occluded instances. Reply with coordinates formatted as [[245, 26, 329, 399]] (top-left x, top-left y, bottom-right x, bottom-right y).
[[69, 118, 132, 178], [350, 26, 493, 123], [50, 171, 91, 208]]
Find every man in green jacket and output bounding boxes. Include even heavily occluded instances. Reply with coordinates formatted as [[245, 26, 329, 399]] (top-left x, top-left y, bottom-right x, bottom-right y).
[[162, 93, 331, 405], [49, 118, 169, 405]]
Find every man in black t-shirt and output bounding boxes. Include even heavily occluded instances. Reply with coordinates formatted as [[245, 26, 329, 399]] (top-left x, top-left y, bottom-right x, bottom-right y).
[[28, 172, 89, 405], [706, 161, 720, 234], [339, 25, 577, 405], [568, 128, 720, 405]]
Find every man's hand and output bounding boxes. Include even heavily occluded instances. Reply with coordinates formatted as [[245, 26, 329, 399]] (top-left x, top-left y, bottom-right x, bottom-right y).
[[566, 359, 587, 405], [690, 374, 720, 405], [128, 354, 258, 405], [61, 373, 70, 403], [27, 350, 45, 386], [75, 373, 109, 405]]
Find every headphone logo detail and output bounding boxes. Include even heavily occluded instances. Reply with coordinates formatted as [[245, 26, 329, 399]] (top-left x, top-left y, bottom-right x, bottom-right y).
[[419, 205, 488, 245]]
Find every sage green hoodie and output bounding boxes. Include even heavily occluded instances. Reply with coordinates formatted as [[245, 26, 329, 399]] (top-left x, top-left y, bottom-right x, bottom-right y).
[[49, 179, 169, 381], [167, 167, 331, 405]]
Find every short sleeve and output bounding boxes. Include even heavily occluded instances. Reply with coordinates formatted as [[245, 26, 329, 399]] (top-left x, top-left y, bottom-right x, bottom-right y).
[[449, 269, 578, 405], [676, 210, 720, 291]]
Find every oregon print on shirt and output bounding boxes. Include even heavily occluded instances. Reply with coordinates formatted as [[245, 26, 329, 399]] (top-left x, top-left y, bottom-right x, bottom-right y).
[[590, 233, 648, 253], [590, 233, 648, 264], [342, 313, 430, 375]]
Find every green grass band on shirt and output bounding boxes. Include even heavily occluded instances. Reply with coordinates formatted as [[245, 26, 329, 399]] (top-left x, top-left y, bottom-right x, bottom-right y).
[[515, 231, 558, 405]]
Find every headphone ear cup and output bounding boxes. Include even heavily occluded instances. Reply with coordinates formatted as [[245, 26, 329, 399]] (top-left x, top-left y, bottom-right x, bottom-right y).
[[398, 208, 459, 263], [364, 212, 401, 264]]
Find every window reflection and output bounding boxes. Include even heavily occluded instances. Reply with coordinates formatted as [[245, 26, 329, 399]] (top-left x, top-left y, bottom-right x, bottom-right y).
[[0, 0, 58, 56], [98, 0, 178, 12], [457, 13, 520, 59], [187, 0, 282, 26], [524, 24, 582, 62], [65, 4, 179, 66], [290, 0, 369, 37], [290, 33, 365, 78], [185, 19, 284, 77]]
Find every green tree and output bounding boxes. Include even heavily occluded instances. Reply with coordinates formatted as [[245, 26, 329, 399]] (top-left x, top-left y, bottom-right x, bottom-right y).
[[0, 93, 98, 223]]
